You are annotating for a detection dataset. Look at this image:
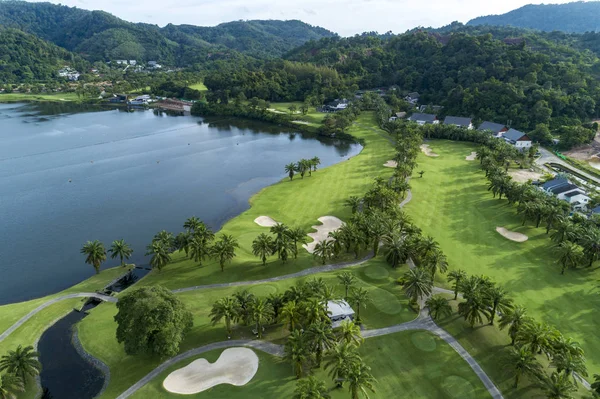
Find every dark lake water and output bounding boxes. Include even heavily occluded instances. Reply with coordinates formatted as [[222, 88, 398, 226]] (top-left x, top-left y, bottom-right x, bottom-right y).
[[0, 102, 361, 304]]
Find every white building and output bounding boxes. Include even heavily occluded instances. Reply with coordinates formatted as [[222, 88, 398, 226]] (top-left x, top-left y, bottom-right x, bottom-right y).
[[407, 113, 439, 126], [502, 129, 532, 150], [327, 300, 355, 328], [129, 60, 137, 66]]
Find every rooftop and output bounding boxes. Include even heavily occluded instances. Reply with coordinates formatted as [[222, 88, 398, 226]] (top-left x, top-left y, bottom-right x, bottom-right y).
[[408, 113, 437, 123], [564, 190, 587, 198], [444, 116, 472, 127], [503, 128, 527, 142], [551, 183, 580, 195], [327, 300, 355, 319], [478, 121, 507, 133]]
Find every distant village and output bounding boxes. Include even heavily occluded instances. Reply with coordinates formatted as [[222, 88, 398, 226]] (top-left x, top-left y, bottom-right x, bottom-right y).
[[56, 59, 170, 82]]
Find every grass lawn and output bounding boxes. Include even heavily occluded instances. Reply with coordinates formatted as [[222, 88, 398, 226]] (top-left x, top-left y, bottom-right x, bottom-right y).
[[137, 113, 395, 290], [0, 92, 80, 103], [129, 330, 492, 399], [189, 82, 208, 92], [79, 258, 418, 398], [268, 101, 326, 127], [404, 140, 600, 378]]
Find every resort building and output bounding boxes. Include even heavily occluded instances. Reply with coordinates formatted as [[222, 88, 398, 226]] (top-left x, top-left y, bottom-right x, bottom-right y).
[[327, 300, 355, 328]]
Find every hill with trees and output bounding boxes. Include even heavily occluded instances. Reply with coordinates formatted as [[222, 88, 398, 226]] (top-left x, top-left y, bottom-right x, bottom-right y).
[[467, 2, 600, 33], [0, 1, 336, 64]]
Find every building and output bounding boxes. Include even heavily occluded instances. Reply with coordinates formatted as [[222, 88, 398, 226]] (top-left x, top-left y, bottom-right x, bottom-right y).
[[540, 177, 570, 194], [327, 300, 355, 328], [129, 60, 137, 66], [444, 116, 473, 129], [322, 99, 349, 113], [540, 177, 591, 211], [405, 92, 420, 105], [503, 128, 532, 150], [478, 121, 508, 137], [407, 113, 439, 125], [116, 60, 128, 65], [560, 190, 591, 210], [389, 111, 407, 122], [418, 105, 443, 113]]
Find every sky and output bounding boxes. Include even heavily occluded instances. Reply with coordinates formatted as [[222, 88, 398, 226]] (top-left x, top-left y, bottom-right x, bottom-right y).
[[32, 0, 582, 36]]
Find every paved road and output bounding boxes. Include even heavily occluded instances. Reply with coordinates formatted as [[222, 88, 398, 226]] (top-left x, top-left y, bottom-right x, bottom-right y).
[[536, 147, 600, 185], [0, 292, 116, 343]]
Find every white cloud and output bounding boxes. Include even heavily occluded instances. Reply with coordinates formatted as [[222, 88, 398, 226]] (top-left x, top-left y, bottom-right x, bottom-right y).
[[30, 0, 582, 36]]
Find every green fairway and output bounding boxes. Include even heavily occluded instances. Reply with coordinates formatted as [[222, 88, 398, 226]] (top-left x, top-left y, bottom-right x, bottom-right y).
[[137, 113, 395, 290], [268, 101, 326, 127], [0, 92, 80, 103], [130, 330, 492, 399], [189, 82, 208, 92], [404, 140, 600, 377]]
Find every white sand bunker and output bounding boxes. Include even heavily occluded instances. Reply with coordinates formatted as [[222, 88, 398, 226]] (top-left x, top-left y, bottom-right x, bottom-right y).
[[254, 216, 278, 227], [163, 347, 259, 394], [465, 152, 477, 161], [383, 160, 398, 168], [509, 170, 543, 183], [303, 216, 344, 254], [496, 227, 528, 243], [420, 144, 439, 157]]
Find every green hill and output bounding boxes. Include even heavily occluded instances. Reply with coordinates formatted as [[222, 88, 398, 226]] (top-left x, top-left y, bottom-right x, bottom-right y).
[[467, 1, 600, 33]]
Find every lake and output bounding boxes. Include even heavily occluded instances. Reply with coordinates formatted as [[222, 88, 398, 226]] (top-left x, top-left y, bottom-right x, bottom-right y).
[[0, 103, 361, 304]]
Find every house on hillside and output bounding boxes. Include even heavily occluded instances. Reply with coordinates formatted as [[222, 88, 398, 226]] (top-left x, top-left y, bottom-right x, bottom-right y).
[[540, 177, 591, 211], [408, 113, 438, 125], [129, 60, 137, 66], [389, 111, 407, 122], [418, 105, 443, 113], [444, 116, 473, 129], [540, 177, 570, 194], [503, 128, 532, 150], [322, 99, 349, 113], [561, 190, 591, 210], [116, 60, 128, 65], [405, 92, 420, 105], [327, 300, 355, 328], [478, 121, 508, 137]]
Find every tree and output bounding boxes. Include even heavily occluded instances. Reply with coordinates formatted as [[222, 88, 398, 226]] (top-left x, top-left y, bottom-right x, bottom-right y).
[[174, 232, 191, 256], [145, 241, 171, 272], [285, 330, 312, 379], [271, 223, 290, 258], [401, 267, 433, 308], [285, 162, 297, 181], [325, 342, 361, 388], [252, 233, 276, 265], [314, 240, 334, 265], [281, 300, 301, 332], [188, 235, 210, 265], [108, 239, 133, 267], [418, 171, 424, 178], [345, 196, 361, 214], [425, 296, 452, 320], [485, 286, 513, 325], [556, 241, 584, 274], [499, 306, 531, 346], [458, 291, 490, 329], [306, 321, 336, 367], [424, 250, 448, 279], [349, 287, 369, 323], [337, 319, 363, 346], [287, 227, 308, 259], [503, 346, 543, 388], [516, 322, 558, 357], [289, 104, 298, 115], [383, 234, 406, 268], [0, 374, 24, 399], [80, 240, 106, 274], [153, 230, 175, 251], [537, 372, 577, 399], [591, 374, 600, 396], [0, 345, 41, 384], [346, 361, 376, 399], [209, 297, 240, 338], [249, 298, 274, 339], [293, 376, 331, 399], [311, 156, 321, 172], [211, 234, 239, 272], [337, 271, 356, 300], [447, 269, 467, 300], [183, 216, 202, 233], [114, 286, 193, 357], [300, 102, 310, 116], [304, 298, 329, 326]]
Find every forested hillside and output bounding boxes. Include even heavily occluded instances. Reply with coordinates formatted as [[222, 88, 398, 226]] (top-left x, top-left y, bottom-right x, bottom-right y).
[[0, 26, 88, 83], [0, 1, 335, 64], [468, 2, 600, 33]]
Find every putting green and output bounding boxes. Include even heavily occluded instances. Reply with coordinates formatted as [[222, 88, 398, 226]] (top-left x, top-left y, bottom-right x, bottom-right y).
[[363, 265, 390, 280], [410, 331, 437, 352], [247, 284, 279, 297], [367, 287, 403, 315], [441, 376, 476, 399]]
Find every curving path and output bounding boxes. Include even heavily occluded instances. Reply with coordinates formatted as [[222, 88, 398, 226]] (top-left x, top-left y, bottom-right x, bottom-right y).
[[0, 293, 116, 343]]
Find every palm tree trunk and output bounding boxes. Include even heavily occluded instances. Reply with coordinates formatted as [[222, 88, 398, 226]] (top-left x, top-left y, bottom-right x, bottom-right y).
[[514, 374, 520, 388]]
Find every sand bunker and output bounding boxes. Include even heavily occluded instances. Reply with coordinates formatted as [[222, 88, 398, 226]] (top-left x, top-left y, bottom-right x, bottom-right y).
[[420, 144, 439, 157], [163, 348, 259, 394], [496, 227, 528, 243], [383, 160, 398, 168], [465, 152, 477, 161], [508, 170, 543, 183], [303, 216, 344, 254], [254, 216, 278, 227]]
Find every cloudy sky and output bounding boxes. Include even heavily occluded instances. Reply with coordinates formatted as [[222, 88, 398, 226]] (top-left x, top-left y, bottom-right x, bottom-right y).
[[33, 0, 579, 36]]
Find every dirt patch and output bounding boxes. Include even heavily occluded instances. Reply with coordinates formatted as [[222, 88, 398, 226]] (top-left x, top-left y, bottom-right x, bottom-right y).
[[420, 144, 439, 157], [383, 160, 398, 168], [303, 216, 344, 254], [163, 348, 259, 394], [254, 216, 278, 227], [465, 152, 477, 161], [496, 227, 528, 243], [508, 169, 543, 183]]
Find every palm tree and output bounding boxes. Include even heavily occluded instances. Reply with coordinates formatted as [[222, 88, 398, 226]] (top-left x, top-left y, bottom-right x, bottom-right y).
[[350, 288, 369, 323], [211, 234, 239, 272], [337, 320, 363, 346], [383, 234, 406, 268], [485, 286, 513, 325], [287, 227, 308, 259], [503, 346, 543, 388], [556, 241, 584, 275], [285, 330, 312, 379], [314, 240, 334, 265], [280, 300, 301, 332], [458, 294, 489, 328], [306, 321, 336, 367], [401, 267, 433, 308], [188, 235, 209, 265], [233, 290, 255, 325], [580, 228, 600, 268], [591, 374, 600, 396], [447, 269, 467, 300], [252, 233, 275, 265], [293, 376, 331, 399], [499, 306, 531, 345], [174, 232, 191, 256], [80, 240, 106, 274], [337, 272, 356, 300], [285, 162, 297, 181], [108, 239, 133, 267], [183, 216, 202, 233], [271, 223, 289, 258], [516, 322, 558, 357], [304, 298, 329, 326], [153, 230, 175, 250], [209, 297, 240, 338], [0, 345, 41, 384], [346, 361, 376, 399], [551, 220, 578, 244], [193, 222, 215, 246], [311, 156, 321, 172], [424, 250, 448, 279], [417, 236, 439, 259], [0, 374, 24, 399], [425, 296, 452, 320], [345, 196, 362, 214], [325, 342, 361, 388], [537, 372, 577, 399], [267, 293, 285, 322], [250, 298, 274, 339], [145, 241, 171, 272], [327, 230, 344, 258]]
